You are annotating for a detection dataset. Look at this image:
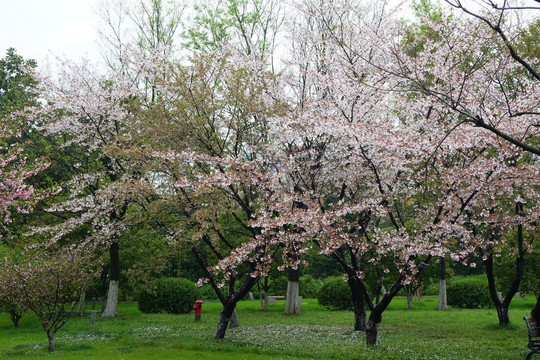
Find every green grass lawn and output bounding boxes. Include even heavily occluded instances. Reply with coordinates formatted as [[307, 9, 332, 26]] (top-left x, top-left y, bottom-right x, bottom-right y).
[[0, 296, 535, 359]]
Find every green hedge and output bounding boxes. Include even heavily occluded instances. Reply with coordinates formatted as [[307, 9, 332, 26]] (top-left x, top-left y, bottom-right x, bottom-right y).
[[318, 276, 352, 310], [138, 277, 201, 314], [447, 276, 492, 309]]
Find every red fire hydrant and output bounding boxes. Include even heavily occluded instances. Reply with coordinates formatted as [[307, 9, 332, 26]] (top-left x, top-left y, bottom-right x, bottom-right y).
[[193, 299, 203, 321]]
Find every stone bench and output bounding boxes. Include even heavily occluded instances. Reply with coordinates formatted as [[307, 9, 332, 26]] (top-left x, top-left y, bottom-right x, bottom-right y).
[[267, 296, 303, 304], [267, 296, 285, 304]]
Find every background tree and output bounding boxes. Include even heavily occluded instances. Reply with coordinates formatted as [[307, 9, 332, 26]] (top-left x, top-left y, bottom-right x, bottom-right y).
[[133, 47, 285, 339], [0, 245, 99, 352], [0, 48, 38, 115], [28, 52, 161, 318], [389, 5, 540, 325]]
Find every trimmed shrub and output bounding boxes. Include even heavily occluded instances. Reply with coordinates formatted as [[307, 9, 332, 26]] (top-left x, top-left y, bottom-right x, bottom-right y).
[[138, 277, 201, 314], [447, 276, 492, 309], [300, 275, 322, 299], [318, 276, 352, 310]]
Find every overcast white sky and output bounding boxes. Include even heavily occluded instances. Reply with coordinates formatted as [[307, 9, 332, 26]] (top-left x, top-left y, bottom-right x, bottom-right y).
[[0, 0, 448, 69], [0, 0, 102, 66]]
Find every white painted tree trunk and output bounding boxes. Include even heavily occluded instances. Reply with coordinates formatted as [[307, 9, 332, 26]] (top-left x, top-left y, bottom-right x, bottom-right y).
[[437, 279, 448, 310], [285, 281, 301, 315], [101, 280, 119, 318]]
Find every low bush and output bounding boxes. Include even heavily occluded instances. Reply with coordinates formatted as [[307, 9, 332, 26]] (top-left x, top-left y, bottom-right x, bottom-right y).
[[138, 277, 201, 314], [318, 276, 352, 310], [447, 276, 492, 309]]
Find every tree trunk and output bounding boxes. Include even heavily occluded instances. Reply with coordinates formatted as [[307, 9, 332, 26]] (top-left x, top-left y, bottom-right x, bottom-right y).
[[407, 292, 413, 310], [98, 295, 107, 313], [10, 311, 21, 328], [47, 332, 55, 352], [483, 204, 526, 325], [437, 257, 448, 310], [348, 277, 366, 331], [102, 241, 120, 318], [215, 302, 237, 339], [495, 304, 510, 325], [97, 267, 108, 313], [285, 268, 300, 315], [229, 307, 239, 328], [366, 316, 381, 346], [258, 277, 269, 311], [77, 290, 86, 315], [102, 280, 119, 318], [437, 279, 448, 310], [263, 290, 269, 312]]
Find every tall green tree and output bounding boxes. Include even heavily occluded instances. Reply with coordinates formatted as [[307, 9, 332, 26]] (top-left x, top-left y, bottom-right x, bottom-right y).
[[0, 48, 38, 114]]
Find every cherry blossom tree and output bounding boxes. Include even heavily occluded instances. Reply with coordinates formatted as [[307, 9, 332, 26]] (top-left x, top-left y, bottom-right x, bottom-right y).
[[386, 3, 540, 325], [28, 52, 162, 318], [0, 245, 99, 352], [131, 46, 285, 339], [387, 1, 539, 155], [240, 0, 540, 344]]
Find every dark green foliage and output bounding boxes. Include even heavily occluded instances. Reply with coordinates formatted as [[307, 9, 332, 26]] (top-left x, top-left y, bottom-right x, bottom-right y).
[[299, 275, 321, 299], [447, 276, 492, 309], [0, 300, 26, 328], [138, 277, 201, 314], [0, 48, 38, 114], [268, 276, 288, 296], [421, 282, 439, 296], [199, 284, 220, 301], [318, 276, 352, 310], [303, 250, 343, 279]]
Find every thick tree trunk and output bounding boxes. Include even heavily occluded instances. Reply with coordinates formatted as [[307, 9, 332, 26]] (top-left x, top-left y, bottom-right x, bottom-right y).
[[215, 302, 237, 339], [285, 268, 300, 315], [437, 279, 448, 310], [407, 293, 413, 310], [437, 257, 448, 310], [229, 308, 239, 328], [47, 333, 55, 352], [495, 304, 510, 325], [102, 280, 119, 318], [348, 277, 366, 331], [102, 241, 120, 318], [366, 316, 381, 346]]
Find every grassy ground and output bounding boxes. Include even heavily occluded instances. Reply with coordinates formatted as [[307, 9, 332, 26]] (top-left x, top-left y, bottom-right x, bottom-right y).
[[0, 295, 535, 359]]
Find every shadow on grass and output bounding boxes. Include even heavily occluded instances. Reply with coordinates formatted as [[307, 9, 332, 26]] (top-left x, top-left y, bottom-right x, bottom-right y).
[[484, 322, 520, 331], [5, 343, 43, 357], [116, 343, 149, 354]]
